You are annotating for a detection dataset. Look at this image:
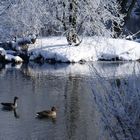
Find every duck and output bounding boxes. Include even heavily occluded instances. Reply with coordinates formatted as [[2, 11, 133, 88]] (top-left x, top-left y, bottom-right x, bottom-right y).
[[1, 96, 18, 110], [36, 106, 57, 118]]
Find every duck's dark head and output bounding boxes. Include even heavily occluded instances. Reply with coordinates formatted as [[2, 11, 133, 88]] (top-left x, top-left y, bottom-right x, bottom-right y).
[[14, 97, 18, 100], [14, 97, 18, 104], [13, 96, 18, 107], [51, 107, 57, 111]]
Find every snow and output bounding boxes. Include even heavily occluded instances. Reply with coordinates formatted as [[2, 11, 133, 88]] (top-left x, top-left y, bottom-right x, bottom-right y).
[[28, 37, 140, 62], [0, 36, 140, 64], [98, 38, 140, 61], [5, 54, 23, 63], [11, 34, 37, 51], [0, 48, 23, 63], [0, 47, 6, 56]]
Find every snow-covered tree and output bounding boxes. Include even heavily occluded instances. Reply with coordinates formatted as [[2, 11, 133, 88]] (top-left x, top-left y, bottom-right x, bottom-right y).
[[113, 0, 137, 37], [42, 0, 124, 44], [0, 0, 47, 41], [0, 0, 124, 42]]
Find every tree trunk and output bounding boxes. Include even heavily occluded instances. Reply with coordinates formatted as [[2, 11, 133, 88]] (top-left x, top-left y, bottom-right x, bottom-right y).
[[66, 0, 81, 45], [69, 0, 77, 29]]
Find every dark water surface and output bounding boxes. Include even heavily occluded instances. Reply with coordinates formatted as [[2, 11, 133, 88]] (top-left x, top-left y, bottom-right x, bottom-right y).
[[0, 62, 140, 140]]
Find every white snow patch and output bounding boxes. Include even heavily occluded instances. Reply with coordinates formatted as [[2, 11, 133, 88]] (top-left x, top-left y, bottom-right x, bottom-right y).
[[28, 37, 140, 62], [5, 54, 23, 63], [0, 47, 6, 56]]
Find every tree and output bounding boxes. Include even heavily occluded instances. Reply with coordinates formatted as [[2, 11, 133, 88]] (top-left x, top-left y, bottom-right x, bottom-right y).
[[113, 0, 137, 38], [0, 0, 124, 42], [0, 0, 47, 41], [46, 0, 124, 44]]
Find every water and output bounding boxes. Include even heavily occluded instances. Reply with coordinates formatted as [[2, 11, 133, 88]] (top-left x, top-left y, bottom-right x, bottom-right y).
[[0, 62, 140, 140]]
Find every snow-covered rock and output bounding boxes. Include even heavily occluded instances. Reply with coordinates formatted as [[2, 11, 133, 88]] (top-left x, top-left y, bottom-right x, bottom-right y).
[[11, 34, 37, 51], [0, 47, 23, 63], [0, 47, 6, 56], [5, 54, 23, 63]]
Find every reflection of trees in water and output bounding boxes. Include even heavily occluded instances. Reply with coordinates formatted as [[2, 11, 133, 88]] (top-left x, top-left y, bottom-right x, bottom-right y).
[[64, 75, 80, 140], [91, 64, 140, 140], [0, 63, 6, 76]]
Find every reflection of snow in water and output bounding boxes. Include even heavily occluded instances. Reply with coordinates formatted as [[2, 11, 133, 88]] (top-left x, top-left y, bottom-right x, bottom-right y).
[[90, 63, 140, 140], [21, 61, 140, 139], [0, 63, 22, 77], [0, 61, 140, 139], [23, 62, 140, 79]]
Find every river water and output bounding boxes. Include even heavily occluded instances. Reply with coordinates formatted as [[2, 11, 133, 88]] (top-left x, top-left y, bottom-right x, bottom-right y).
[[0, 61, 140, 140]]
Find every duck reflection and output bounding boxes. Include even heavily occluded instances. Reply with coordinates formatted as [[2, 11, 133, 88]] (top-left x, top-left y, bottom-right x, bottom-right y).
[[13, 109, 20, 118], [36, 115, 57, 123], [1, 108, 20, 119]]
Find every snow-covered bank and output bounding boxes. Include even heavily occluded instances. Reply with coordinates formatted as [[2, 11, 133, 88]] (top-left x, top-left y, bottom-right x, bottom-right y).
[[0, 36, 140, 63], [28, 37, 96, 62], [28, 37, 140, 63]]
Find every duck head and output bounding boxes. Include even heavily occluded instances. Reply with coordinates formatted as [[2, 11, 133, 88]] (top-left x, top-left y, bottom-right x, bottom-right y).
[[14, 96, 18, 100], [51, 106, 57, 112], [14, 96, 19, 107]]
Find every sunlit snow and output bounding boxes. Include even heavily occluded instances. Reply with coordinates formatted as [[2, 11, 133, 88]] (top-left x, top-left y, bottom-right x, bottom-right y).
[[28, 37, 140, 62]]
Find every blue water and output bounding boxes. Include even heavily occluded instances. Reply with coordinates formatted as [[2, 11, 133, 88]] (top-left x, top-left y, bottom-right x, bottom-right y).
[[0, 62, 140, 140]]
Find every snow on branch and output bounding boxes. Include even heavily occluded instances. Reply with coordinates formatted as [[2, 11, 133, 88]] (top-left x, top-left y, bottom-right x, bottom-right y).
[[0, 0, 124, 41]]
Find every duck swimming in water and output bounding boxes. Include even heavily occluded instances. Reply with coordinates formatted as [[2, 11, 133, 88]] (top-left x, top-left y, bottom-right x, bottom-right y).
[[36, 106, 57, 118], [1, 96, 18, 110]]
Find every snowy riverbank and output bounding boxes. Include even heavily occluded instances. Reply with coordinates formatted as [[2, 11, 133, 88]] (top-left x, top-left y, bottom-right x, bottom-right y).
[[28, 37, 140, 63], [0, 36, 140, 63]]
